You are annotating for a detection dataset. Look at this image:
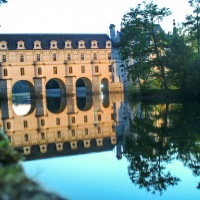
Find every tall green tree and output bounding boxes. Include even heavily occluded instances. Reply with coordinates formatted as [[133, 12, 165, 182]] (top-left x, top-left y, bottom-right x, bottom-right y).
[[0, 0, 8, 5], [165, 30, 193, 90], [183, 0, 200, 55], [117, 0, 171, 91]]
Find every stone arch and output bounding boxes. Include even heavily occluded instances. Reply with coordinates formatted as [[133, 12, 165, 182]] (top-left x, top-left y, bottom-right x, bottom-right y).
[[46, 78, 66, 97], [101, 78, 109, 93], [76, 95, 93, 111], [12, 80, 35, 97], [76, 77, 92, 96], [46, 97, 67, 114]]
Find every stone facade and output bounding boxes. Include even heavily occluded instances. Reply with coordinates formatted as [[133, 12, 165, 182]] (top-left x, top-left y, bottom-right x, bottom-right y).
[[0, 28, 127, 99]]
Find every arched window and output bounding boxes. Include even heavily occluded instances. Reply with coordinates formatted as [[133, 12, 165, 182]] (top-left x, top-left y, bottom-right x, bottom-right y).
[[3, 68, 8, 76], [38, 67, 42, 75]]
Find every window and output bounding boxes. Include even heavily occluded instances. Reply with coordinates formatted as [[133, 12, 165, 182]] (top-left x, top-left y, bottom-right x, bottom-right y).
[[72, 130, 75, 137], [20, 54, 24, 62], [36, 54, 40, 61], [53, 53, 56, 61], [93, 53, 97, 60], [95, 66, 99, 73], [81, 66, 85, 73], [81, 53, 84, 60], [108, 53, 111, 60], [84, 115, 88, 123], [2, 55, 6, 62], [24, 134, 29, 142], [57, 131, 61, 138], [6, 122, 11, 130], [84, 128, 88, 135], [98, 114, 101, 121], [53, 66, 57, 74], [108, 65, 112, 72], [41, 119, 45, 126], [20, 68, 25, 76], [38, 67, 42, 75], [34, 41, 41, 49], [111, 113, 114, 120], [69, 66, 73, 74], [71, 116, 75, 123], [3, 69, 8, 76], [112, 125, 115, 132], [56, 118, 60, 125], [41, 133, 45, 140], [67, 53, 71, 60], [98, 127, 101, 134], [24, 120, 28, 128]]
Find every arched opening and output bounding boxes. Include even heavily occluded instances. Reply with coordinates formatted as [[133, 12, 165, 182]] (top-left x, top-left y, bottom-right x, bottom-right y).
[[76, 77, 92, 97], [101, 78, 109, 93], [46, 97, 66, 113], [12, 80, 34, 98], [46, 79, 66, 97], [102, 93, 110, 108], [76, 95, 93, 111]]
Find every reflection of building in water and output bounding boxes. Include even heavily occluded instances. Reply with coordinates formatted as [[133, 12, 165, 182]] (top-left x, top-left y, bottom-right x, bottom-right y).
[[0, 93, 129, 159]]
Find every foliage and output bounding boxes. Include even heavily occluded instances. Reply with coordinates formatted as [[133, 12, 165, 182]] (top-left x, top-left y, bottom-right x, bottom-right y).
[[187, 55, 200, 94], [0, 0, 8, 5], [183, 0, 200, 54], [117, 0, 171, 91], [165, 31, 193, 90]]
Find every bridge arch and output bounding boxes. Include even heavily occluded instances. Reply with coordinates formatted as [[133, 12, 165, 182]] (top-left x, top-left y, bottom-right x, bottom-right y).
[[12, 80, 35, 97], [46, 78, 66, 97], [76, 77, 92, 95], [101, 78, 109, 93]]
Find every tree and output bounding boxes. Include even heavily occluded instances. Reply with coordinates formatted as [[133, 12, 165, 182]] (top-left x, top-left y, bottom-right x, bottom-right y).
[[117, 0, 171, 91], [165, 29, 193, 90], [183, 0, 200, 55], [0, 0, 8, 6]]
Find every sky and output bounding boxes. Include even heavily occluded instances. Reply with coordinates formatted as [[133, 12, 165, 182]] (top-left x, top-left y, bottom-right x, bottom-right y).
[[0, 0, 193, 34]]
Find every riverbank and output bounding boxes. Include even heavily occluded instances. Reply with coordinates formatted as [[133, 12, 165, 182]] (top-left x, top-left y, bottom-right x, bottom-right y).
[[0, 132, 67, 200], [128, 88, 200, 103]]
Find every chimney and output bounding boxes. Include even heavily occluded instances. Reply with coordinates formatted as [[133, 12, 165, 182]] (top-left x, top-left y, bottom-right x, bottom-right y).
[[109, 24, 116, 41]]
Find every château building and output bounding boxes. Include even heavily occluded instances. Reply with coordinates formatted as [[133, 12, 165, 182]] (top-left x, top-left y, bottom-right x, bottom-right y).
[[0, 25, 127, 99]]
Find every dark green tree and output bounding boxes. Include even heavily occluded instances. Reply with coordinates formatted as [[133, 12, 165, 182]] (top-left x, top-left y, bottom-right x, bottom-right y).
[[117, 0, 171, 91], [0, 0, 8, 6], [165, 30, 193, 90], [183, 0, 200, 55]]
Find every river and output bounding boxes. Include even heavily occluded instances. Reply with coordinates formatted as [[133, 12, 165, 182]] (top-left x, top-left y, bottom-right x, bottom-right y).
[[0, 93, 199, 200]]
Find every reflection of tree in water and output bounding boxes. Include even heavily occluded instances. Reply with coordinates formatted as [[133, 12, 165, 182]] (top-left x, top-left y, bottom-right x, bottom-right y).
[[124, 102, 200, 195], [168, 103, 200, 181]]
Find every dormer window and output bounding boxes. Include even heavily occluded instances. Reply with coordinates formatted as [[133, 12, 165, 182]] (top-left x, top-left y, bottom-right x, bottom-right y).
[[65, 40, 72, 49], [17, 41, 25, 49], [50, 40, 58, 49], [0, 41, 8, 50], [34, 40, 42, 49], [91, 40, 98, 48], [78, 40, 85, 49], [106, 40, 112, 48]]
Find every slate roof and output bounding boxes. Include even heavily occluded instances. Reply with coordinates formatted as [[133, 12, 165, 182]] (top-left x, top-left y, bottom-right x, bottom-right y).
[[0, 33, 111, 50]]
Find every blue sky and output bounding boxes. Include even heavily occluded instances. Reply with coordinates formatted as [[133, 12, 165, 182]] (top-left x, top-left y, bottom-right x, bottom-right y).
[[0, 0, 193, 34]]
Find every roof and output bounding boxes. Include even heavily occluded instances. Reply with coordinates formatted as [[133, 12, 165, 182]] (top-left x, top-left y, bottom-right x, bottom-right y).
[[0, 33, 111, 50], [17, 138, 115, 161]]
